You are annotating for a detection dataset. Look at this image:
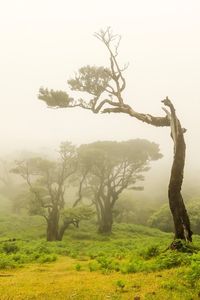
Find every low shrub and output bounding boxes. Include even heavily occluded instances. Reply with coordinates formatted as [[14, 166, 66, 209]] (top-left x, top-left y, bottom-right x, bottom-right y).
[[2, 242, 19, 254], [115, 279, 126, 291], [155, 251, 190, 270], [97, 256, 112, 270], [121, 260, 144, 274], [75, 263, 81, 271], [88, 261, 100, 272], [140, 245, 160, 259], [185, 261, 200, 286], [38, 254, 57, 263], [0, 254, 16, 269]]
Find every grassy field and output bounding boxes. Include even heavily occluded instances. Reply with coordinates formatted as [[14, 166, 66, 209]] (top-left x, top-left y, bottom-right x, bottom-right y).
[[0, 257, 195, 300], [1, 214, 200, 299]]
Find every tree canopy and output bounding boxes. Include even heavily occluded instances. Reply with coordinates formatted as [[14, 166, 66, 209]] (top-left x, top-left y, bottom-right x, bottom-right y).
[[11, 142, 93, 241], [77, 139, 162, 233]]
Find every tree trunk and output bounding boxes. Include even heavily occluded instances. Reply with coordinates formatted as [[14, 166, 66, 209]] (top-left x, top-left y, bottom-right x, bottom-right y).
[[57, 223, 69, 241], [168, 130, 192, 241], [46, 207, 59, 241], [105, 98, 193, 241], [162, 98, 192, 242], [95, 201, 101, 225], [98, 205, 113, 234]]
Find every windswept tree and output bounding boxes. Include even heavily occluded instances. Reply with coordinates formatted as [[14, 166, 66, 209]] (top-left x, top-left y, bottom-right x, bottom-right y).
[[77, 140, 162, 233], [12, 142, 92, 241], [38, 28, 192, 242]]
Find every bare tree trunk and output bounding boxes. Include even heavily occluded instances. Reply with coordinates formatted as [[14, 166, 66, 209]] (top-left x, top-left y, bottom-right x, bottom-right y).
[[162, 98, 193, 242], [57, 223, 69, 241], [95, 201, 101, 225], [98, 203, 113, 234], [57, 219, 79, 241], [47, 222, 58, 241], [46, 207, 59, 241]]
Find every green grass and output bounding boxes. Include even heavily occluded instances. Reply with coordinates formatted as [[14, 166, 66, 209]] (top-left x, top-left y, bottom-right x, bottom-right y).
[[1, 213, 200, 299]]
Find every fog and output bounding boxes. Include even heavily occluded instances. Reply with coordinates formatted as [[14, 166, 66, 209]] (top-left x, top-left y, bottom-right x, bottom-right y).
[[0, 0, 200, 175]]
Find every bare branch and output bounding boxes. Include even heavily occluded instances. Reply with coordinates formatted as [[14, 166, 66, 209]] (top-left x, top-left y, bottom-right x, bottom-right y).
[[73, 170, 88, 207]]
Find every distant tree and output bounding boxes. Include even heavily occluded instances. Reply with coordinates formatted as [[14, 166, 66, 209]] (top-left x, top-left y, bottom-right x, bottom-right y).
[[149, 197, 200, 235], [187, 198, 200, 234], [77, 139, 162, 233], [38, 27, 192, 242], [114, 191, 155, 226], [12, 142, 93, 241], [0, 160, 11, 187], [0, 159, 20, 211], [11, 188, 30, 214], [148, 204, 174, 233]]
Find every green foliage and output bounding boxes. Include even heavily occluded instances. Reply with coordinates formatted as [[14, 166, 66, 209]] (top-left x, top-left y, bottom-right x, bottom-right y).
[[12, 189, 31, 214], [0, 254, 17, 269], [62, 206, 94, 224], [161, 280, 180, 291], [68, 65, 111, 96], [36, 243, 51, 254], [38, 88, 72, 108], [79, 139, 162, 168], [88, 261, 100, 272], [148, 204, 173, 232], [71, 232, 93, 240], [148, 198, 200, 234], [2, 242, 19, 254], [185, 261, 200, 286], [121, 261, 143, 274], [140, 245, 160, 259], [11, 143, 81, 241], [78, 140, 162, 193], [114, 191, 156, 226], [187, 198, 200, 234], [184, 252, 200, 286], [96, 256, 121, 272], [155, 251, 190, 270], [0, 213, 46, 240], [78, 140, 162, 233], [38, 254, 57, 263], [75, 263, 81, 271], [2, 214, 200, 298], [115, 279, 126, 290]]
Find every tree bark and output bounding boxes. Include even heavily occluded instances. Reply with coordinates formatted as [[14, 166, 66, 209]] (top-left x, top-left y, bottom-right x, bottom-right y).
[[57, 223, 69, 241], [98, 204, 113, 234], [57, 219, 79, 241], [46, 207, 59, 241], [162, 98, 193, 242]]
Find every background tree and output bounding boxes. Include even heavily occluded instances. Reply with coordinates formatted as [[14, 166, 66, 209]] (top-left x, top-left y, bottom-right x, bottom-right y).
[[0, 160, 15, 198], [0, 160, 12, 187], [77, 139, 162, 233], [38, 27, 192, 242], [114, 191, 155, 226], [11, 142, 90, 241], [148, 197, 200, 235]]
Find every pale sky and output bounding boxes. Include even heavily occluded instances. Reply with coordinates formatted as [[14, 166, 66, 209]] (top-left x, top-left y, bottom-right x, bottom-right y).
[[0, 0, 200, 173]]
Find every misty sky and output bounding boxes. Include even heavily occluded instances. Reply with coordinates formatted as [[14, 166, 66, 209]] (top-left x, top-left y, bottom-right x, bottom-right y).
[[0, 0, 200, 172]]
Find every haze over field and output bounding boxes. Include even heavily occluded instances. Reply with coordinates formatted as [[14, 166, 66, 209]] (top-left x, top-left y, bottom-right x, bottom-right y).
[[1, 2, 200, 299], [0, 0, 200, 171]]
